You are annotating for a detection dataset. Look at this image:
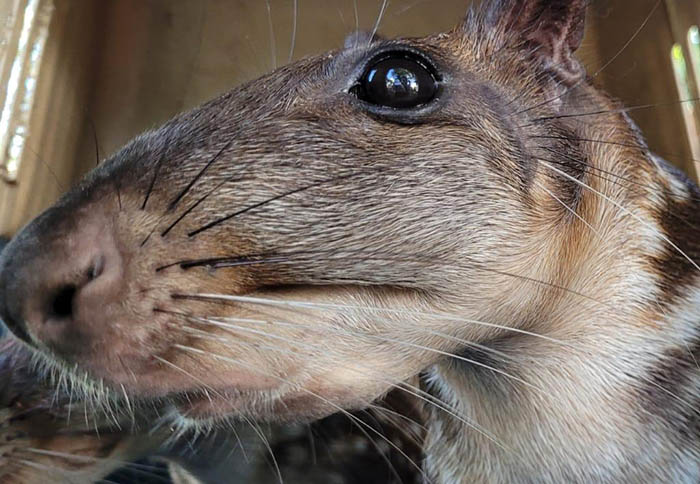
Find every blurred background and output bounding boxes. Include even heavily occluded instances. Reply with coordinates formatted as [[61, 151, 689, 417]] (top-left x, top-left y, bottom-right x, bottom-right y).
[[0, 0, 700, 238]]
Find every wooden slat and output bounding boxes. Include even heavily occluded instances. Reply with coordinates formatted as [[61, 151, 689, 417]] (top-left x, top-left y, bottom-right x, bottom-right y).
[[0, 0, 104, 237], [581, 0, 697, 180], [664, 0, 700, 177]]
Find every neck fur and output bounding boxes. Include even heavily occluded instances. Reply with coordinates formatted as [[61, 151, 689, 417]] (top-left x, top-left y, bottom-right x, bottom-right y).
[[423, 94, 700, 484]]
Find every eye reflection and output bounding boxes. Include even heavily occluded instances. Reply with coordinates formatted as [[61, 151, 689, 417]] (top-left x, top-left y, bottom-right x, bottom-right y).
[[385, 68, 420, 98]]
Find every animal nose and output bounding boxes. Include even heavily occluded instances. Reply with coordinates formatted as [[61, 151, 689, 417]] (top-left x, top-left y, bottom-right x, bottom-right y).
[[0, 208, 123, 356]]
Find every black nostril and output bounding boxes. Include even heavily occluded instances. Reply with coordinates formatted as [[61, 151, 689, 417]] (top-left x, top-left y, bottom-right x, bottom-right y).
[[88, 255, 104, 281], [45, 255, 104, 322], [50, 285, 77, 319]]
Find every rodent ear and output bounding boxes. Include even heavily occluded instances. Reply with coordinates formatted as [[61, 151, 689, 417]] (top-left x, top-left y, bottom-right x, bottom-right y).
[[484, 0, 588, 84], [344, 30, 385, 49]]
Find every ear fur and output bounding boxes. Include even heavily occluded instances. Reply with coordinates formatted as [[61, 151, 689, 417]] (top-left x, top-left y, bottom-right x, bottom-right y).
[[483, 0, 588, 84]]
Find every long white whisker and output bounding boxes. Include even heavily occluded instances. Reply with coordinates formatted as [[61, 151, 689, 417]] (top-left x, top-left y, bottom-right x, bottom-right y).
[[247, 419, 284, 484], [265, 0, 277, 70], [152, 355, 216, 406], [368, 0, 388, 45], [173, 343, 436, 483], [537, 181, 601, 238], [288, 0, 298, 63], [166, 316, 521, 459], [366, 402, 426, 432], [191, 314, 544, 394], [353, 0, 359, 47], [152, 351, 273, 483], [24, 448, 170, 482], [16, 458, 80, 484], [539, 160, 700, 272], [178, 293, 573, 347], [173, 306, 525, 366]]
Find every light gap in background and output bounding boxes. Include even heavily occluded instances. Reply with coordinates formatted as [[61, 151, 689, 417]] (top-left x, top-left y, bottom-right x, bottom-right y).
[[0, 0, 53, 183]]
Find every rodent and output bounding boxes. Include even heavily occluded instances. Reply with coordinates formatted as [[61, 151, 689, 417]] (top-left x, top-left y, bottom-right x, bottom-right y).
[[1, 0, 699, 482]]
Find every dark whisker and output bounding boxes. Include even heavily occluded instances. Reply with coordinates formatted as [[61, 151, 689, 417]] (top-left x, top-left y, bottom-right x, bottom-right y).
[[86, 114, 101, 168], [535, 148, 700, 209], [167, 140, 234, 212], [156, 252, 291, 272], [520, 97, 700, 127], [536, 134, 700, 166], [142, 136, 172, 211], [115, 180, 122, 211], [24, 145, 65, 192], [187, 172, 358, 237], [160, 249, 610, 309], [160, 175, 247, 238]]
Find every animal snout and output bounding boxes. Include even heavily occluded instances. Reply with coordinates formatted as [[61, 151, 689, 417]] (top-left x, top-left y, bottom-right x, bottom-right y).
[[0, 207, 124, 357]]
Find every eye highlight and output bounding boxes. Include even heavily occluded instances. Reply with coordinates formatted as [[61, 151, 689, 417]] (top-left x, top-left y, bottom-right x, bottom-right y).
[[351, 52, 439, 109]]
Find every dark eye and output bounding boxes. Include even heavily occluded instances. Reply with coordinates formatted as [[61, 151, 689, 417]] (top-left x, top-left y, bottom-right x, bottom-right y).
[[351, 52, 439, 109]]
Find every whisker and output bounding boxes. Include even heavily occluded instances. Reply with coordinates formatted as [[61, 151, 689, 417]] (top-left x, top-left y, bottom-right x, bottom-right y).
[[24, 448, 171, 483], [335, 0, 347, 28], [187, 171, 359, 237], [587, 0, 662, 80], [173, 343, 436, 483], [167, 313, 319, 354], [157, 249, 608, 309], [142, 134, 173, 211], [391, 0, 429, 17], [534, 152, 699, 232], [245, 419, 284, 484], [352, 410, 409, 484], [266, 0, 277, 70], [167, 140, 233, 212], [368, 0, 388, 45], [539, 160, 700, 272], [188, 313, 545, 394], [172, 323, 697, 469], [536, 147, 655, 195], [23, 144, 66, 192], [152, 355, 217, 406], [519, 97, 700, 127], [535, 134, 700, 173], [160, 176, 247, 238], [353, 0, 359, 46], [536, 180, 601, 237], [288, 0, 297, 63], [16, 458, 79, 484], [366, 402, 427, 433], [512, 0, 662, 117], [163, 315, 530, 459], [173, 293, 574, 348]]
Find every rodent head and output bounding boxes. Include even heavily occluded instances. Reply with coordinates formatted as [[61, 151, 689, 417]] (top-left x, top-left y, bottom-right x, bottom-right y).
[[0, 0, 610, 423]]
